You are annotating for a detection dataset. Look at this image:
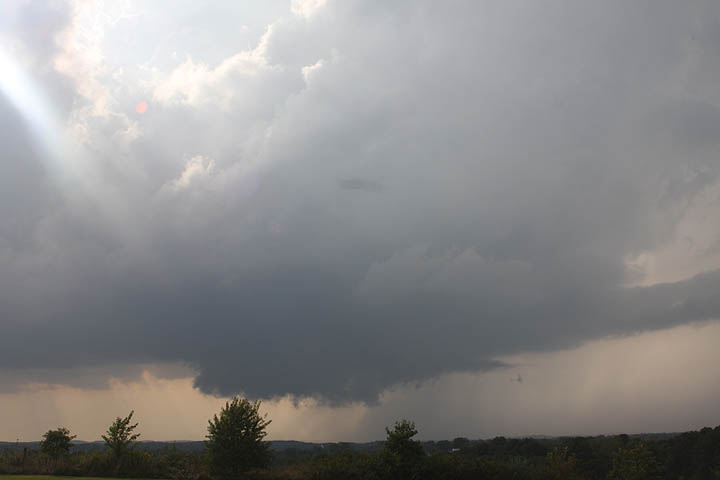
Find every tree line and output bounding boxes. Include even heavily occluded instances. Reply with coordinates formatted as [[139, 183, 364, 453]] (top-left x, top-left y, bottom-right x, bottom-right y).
[[2, 397, 720, 479]]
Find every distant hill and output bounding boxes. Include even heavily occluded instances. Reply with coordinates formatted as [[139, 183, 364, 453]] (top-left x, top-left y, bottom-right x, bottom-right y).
[[0, 432, 680, 456], [0, 439, 386, 454]]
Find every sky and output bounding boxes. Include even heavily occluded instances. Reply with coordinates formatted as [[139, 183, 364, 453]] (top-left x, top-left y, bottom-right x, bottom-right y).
[[2, 0, 720, 442]]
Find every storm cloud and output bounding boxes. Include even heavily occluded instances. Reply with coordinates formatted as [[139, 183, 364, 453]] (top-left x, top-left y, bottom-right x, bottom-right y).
[[3, 0, 720, 404]]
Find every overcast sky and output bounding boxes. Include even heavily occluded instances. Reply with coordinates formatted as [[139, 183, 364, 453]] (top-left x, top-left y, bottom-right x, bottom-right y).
[[3, 0, 720, 442]]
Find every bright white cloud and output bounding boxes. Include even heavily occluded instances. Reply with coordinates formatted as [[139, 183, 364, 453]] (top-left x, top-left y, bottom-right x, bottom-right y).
[[170, 155, 215, 189], [291, 0, 328, 19]]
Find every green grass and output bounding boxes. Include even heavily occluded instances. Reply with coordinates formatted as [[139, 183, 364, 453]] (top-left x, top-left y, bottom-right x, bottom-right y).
[[1, 476, 156, 480]]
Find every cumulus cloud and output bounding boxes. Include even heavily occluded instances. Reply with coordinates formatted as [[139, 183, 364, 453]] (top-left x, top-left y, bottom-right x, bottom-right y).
[[169, 155, 215, 189], [3, 0, 720, 406], [291, 0, 328, 20]]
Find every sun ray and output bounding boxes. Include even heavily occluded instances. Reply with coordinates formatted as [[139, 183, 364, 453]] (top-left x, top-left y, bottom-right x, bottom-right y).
[[0, 48, 74, 178]]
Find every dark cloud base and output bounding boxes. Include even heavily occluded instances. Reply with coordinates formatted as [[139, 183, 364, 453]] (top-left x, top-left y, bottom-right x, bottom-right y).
[[3, 0, 720, 404]]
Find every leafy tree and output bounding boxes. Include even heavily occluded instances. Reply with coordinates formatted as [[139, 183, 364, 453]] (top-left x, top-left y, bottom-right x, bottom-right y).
[[547, 446, 581, 479], [102, 410, 141, 466], [452, 437, 470, 450], [384, 419, 424, 461], [40, 427, 76, 468], [383, 419, 425, 479], [206, 396, 272, 479], [609, 441, 663, 480]]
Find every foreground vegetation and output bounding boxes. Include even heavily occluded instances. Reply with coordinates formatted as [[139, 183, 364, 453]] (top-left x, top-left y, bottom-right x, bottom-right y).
[[0, 476, 154, 480], [3, 397, 720, 479]]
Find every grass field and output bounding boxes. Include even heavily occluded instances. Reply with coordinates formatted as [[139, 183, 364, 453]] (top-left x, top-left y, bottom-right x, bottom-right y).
[[1, 476, 154, 480]]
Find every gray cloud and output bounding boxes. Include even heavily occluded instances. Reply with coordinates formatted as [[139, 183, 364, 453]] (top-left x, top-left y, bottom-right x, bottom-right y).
[[338, 178, 384, 192], [0, 363, 192, 394], [3, 0, 720, 404]]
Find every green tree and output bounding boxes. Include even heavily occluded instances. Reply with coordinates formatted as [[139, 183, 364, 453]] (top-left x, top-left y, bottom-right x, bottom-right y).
[[384, 419, 424, 461], [206, 396, 272, 479], [452, 437, 470, 450], [382, 419, 425, 479], [102, 410, 141, 467], [609, 441, 663, 480], [546, 446, 581, 480], [40, 427, 76, 468]]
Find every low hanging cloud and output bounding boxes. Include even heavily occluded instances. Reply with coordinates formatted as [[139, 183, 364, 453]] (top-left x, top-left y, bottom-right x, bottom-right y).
[[3, 0, 720, 404]]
